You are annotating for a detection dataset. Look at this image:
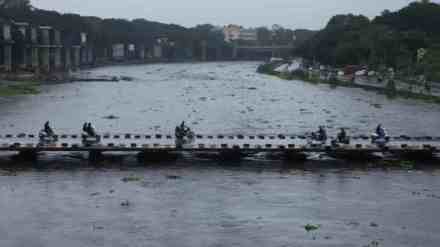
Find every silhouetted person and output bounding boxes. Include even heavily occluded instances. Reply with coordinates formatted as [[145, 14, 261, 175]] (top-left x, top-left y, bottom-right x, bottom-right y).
[[376, 124, 386, 138], [82, 122, 88, 133], [87, 123, 97, 137], [337, 128, 349, 144], [44, 121, 53, 136], [318, 126, 327, 141]]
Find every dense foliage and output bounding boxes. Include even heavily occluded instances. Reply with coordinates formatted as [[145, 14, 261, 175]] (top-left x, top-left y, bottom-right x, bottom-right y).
[[295, 1, 440, 81]]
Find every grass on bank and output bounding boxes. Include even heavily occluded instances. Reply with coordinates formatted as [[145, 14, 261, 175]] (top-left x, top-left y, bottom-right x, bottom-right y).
[[0, 82, 40, 96]]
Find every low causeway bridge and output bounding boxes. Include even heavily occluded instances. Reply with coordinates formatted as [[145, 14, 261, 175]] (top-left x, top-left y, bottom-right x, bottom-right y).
[[1, 133, 440, 161]]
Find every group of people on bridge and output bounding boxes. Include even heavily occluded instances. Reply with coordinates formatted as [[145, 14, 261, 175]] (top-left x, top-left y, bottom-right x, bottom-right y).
[[175, 122, 195, 147], [38, 121, 389, 146], [311, 124, 387, 145], [82, 122, 97, 137]]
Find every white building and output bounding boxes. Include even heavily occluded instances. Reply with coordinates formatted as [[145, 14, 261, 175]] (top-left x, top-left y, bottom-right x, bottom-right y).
[[223, 24, 257, 43]]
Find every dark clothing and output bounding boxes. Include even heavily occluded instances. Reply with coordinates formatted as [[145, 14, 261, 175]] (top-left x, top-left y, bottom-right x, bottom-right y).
[[376, 126, 386, 138], [318, 128, 327, 141], [44, 122, 53, 136]]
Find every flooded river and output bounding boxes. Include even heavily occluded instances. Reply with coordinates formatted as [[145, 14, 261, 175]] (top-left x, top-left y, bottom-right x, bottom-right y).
[[1, 62, 440, 136], [1, 62, 440, 246]]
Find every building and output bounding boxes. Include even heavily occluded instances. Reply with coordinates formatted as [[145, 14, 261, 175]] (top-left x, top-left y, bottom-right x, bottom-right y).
[[239, 28, 258, 41], [223, 25, 241, 43], [223, 24, 258, 43], [112, 44, 125, 61], [0, 17, 94, 74], [0, 19, 13, 72]]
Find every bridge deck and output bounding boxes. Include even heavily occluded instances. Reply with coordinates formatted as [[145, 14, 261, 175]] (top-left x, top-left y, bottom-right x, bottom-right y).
[[0, 134, 439, 153]]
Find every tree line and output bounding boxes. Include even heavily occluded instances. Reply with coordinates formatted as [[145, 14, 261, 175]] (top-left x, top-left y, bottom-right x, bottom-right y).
[[295, 1, 440, 81]]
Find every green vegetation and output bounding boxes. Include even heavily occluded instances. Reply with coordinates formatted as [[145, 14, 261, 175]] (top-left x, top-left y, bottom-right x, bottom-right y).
[[0, 82, 40, 96], [295, 1, 440, 82], [121, 175, 142, 182], [381, 160, 415, 170], [304, 224, 320, 232], [400, 160, 415, 170]]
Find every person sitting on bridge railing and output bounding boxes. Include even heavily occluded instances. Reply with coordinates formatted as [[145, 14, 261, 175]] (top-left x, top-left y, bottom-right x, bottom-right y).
[[175, 125, 184, 140], [82, 122, 88, 133], [311, 126, 327, 142], [82, 122, 97, 137], [88, 123, 97, 137], [43, 121, 54, 136], [175, 121, 195, 148], [318, 126, 327, 141], [337, 128, 350, 144], [376, 124, 386, 139]]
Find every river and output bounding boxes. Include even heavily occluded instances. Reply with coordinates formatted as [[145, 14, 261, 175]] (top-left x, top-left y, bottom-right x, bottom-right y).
[[0, 62, 440, 247]]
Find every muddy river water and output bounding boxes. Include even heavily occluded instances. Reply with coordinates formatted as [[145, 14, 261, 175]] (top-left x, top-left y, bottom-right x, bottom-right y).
[[0, 62, 440, 246]]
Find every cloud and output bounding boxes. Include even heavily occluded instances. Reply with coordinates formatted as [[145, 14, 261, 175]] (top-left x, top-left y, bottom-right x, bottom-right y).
[[31, 0, 412, 29]]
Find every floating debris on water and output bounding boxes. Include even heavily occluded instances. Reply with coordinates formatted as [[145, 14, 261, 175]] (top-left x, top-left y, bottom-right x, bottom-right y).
[[304, 224, 320, 232], [121, 176, 142, 182], [103, 115, 120, 120], [120, 200, 131, 207]]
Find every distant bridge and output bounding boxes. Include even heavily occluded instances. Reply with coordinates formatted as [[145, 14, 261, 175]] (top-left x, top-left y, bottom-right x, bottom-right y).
[[235, 45, 295, 50], [232, 44, 295, 59]]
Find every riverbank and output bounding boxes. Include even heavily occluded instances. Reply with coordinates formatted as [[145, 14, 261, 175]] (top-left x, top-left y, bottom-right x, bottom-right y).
[[258, 61, 440, 104]]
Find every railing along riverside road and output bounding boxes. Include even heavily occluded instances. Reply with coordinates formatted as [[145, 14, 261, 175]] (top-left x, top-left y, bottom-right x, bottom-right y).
[[0, 133, 439, 153]]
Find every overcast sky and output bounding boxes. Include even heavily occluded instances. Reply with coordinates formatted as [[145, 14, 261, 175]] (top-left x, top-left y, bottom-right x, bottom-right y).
[[31, 0, 419, 30]]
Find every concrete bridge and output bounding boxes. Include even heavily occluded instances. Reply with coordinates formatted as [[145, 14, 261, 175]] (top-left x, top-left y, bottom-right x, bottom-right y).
[[1, 133, 439, 162], [232, 44, 295, 59]]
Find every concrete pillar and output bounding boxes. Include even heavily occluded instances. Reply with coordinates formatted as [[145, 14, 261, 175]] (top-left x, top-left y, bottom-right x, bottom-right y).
[[31, 47, 39, 69], [87, 48, 93, 64], [41, 47, 50, 72], [138, 45, 145, 60], [89, 150, 103, 162], [80, 47, 87, 65], [54, 48, 61, 69], [73, 47, 80, 69], [153, 45, 162, 59], [201, 40, 207, 61], [64, 48, 71, 70], [232, 44, 238, 60], [20, 47, 27, 69], [4, 45, 12, 72]]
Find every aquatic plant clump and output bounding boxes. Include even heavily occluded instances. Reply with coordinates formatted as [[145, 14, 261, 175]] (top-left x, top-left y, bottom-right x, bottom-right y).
[[304, 224, 320, 232]]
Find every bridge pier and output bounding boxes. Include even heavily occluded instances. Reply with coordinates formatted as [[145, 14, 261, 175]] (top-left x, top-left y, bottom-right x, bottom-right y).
[[284, 151, 308, 162], [201, 40, 207, 61], [395, 150, 436, 161], [218, 150, 246, 161], [137, 150, 179, 163], [16, 150, 38, 161], [89, 150, 103, 162]]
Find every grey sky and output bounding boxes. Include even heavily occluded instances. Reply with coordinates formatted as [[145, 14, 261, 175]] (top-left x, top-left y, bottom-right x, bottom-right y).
[[31, 0, 416, 30]]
